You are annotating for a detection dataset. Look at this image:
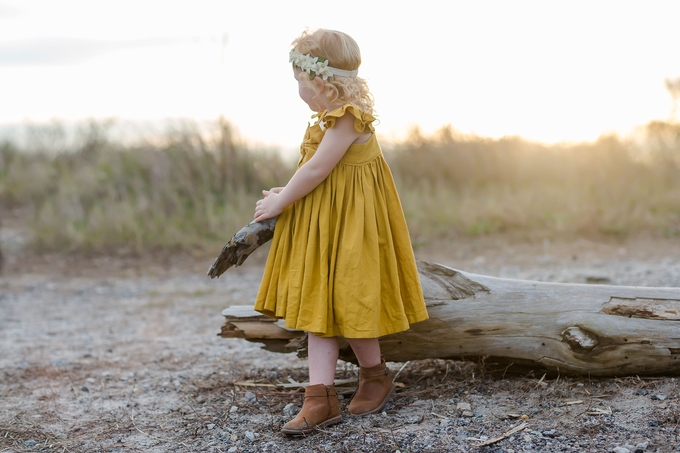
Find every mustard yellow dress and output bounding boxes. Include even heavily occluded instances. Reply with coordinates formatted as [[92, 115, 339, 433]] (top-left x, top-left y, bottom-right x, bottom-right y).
[[254, 104, 429, 338]]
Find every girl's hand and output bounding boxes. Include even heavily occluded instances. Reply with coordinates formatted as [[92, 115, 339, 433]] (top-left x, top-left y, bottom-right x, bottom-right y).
[[254, 191, 285, 222], [262, 187, 284, 197]]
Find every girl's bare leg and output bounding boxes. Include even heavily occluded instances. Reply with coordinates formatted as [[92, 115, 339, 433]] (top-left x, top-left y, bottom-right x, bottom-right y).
[[308, 333, 339, 385], [281, 333, 342, 434], [347, 338, 381, 368]]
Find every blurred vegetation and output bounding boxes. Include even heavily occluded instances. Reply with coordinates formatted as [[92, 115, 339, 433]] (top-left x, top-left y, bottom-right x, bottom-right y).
[[0, 119, 291, 254], [386, 123, 680, 243], [1, 117, 679, 255]]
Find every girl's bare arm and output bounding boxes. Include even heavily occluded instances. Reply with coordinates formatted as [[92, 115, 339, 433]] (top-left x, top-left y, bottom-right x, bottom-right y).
[[254, 114, 362, 222]]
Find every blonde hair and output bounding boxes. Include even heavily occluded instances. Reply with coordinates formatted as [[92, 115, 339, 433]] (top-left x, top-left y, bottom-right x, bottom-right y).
[[291, 29, 375, 116]]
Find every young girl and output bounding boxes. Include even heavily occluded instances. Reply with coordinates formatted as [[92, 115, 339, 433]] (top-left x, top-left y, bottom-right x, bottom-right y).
[[253, 28, 429, 435]]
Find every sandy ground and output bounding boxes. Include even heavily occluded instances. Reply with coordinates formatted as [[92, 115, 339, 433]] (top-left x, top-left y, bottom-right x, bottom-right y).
[[1, 227, 680, 453]]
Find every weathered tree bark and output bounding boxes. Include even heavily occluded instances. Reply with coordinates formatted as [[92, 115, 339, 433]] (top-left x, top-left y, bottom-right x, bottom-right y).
[[210, 220, 680, 376]]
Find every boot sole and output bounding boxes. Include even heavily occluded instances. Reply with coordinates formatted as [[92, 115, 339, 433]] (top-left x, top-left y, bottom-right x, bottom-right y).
[[281, 415, 343, 435], [348, 384, 396, 416]]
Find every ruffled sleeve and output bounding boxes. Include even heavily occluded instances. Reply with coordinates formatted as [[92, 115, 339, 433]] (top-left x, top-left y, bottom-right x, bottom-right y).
[[322, 104, 375, 133]]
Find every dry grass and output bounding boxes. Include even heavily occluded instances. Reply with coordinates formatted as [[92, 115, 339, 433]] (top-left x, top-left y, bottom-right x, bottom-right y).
[[386, 124, 680, 241], [1, 119, 679, 254], [0, 119, 292, 254]]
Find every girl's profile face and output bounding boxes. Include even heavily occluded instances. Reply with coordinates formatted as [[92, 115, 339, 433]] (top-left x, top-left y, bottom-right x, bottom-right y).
[[294, 67, 323, 112]]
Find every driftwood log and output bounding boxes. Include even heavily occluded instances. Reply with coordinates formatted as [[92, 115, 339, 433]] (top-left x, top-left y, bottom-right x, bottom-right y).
[[209, 220, 680, 377]]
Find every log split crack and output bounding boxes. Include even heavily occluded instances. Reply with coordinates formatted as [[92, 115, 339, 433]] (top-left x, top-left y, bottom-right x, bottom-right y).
[[602, 297, 680, 320]]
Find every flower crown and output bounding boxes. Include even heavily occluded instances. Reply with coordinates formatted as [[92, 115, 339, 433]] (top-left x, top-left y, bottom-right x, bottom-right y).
[[289, 48, 359, 81]]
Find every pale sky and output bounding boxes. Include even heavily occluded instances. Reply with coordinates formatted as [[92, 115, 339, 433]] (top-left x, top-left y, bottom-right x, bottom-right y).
[[1, 0, 679, 154]]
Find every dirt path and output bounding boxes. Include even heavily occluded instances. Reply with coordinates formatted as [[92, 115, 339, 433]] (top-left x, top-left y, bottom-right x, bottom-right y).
[[1, 233, 680, 452]]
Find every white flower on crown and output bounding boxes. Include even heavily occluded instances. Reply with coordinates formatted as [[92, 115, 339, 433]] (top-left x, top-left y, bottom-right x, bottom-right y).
[[289, 48, 334, 81], [310, 60, 333, 80]]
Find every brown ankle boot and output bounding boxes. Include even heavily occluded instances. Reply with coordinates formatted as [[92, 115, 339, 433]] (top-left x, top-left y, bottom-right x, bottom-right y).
[[348, 356, 396, 415], [281, 384, 342, 435]]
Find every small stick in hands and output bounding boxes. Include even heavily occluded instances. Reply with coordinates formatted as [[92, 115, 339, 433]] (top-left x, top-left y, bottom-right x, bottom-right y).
[[207, 216, 278, 278]]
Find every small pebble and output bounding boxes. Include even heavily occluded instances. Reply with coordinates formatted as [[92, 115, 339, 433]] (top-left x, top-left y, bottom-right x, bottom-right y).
[[207, 424, 215, 430], [456, 402, 471, 411], [227, 447, 237, 453], [635, 441, 649, 451], [245, 431, 258, 441], [229, 405, 239, 413], [24, 440, 37, 447], [245, 391, 257, 403], [542, 429, 556, 437], [461, 411, 474, 417], [283, 403, 298, 417], [612, 447, 630, 453]]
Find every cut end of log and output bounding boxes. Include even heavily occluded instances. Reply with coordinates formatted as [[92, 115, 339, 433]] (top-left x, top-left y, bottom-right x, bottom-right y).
[[220, 305, 306, 354]]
